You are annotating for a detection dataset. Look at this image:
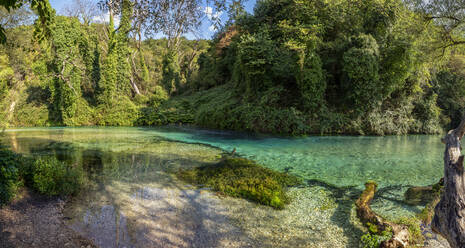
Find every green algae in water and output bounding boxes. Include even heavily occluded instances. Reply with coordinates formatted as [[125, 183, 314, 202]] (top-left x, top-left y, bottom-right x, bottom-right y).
[[178, 157, 302, 209]]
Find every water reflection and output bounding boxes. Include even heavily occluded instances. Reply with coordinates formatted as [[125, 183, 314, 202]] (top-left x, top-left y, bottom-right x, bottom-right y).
[[77, 205, 133, 248]]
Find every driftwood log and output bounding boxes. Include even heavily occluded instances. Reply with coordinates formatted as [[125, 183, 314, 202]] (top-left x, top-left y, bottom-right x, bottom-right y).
[[432, 118, 465, 248], [356, 181, 410, 248]]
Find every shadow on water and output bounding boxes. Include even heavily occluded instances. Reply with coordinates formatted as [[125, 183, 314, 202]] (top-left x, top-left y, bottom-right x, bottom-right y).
[[306, 179, 365, 247], [64, 152, 254, 248], [3, 135, 254, 247], [0, 130, 439, 248], [305, 179, 430, 247]]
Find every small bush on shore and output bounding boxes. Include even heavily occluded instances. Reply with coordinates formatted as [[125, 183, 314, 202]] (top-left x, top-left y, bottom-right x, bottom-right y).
[[178, 157, 302, 209], [30, 157, 83, 196], [0, 148, 22, 205], [0, 148, 84, 205], [360, 230, 392, 248]]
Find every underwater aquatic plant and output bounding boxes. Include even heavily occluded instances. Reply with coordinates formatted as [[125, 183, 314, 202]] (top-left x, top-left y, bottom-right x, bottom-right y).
[[178, 157, 302, 209]]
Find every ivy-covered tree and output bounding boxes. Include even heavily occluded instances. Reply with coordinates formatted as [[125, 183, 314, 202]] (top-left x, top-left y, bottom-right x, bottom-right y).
[[48, 16, 92, 125], [115, 0, 132, 95]]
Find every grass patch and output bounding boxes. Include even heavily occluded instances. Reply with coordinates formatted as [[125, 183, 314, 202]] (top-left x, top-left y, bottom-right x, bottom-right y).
[[177, 157, 302, 209]]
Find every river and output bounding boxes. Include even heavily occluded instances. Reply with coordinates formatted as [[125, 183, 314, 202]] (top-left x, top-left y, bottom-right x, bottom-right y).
[[1, 127, 446, 247]]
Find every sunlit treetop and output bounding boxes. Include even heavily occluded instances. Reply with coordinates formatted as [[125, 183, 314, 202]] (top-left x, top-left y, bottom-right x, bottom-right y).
[[0, 0, 53, 43], [408, 0, 465, 49]]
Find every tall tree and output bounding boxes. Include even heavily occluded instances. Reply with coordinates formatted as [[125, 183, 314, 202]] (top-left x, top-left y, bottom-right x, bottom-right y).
[[132, 0, 149, 83], [97, 0, 118, 105], [62, 0, 99, 26], [48, 16, 89, 125], [0, 4, 33, 29], [409, 0, 465, 49], [115, 0, 133, 95], [140, 0, 243, 94]]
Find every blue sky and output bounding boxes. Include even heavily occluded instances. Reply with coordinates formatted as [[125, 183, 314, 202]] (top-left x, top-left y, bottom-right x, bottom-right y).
[[49, 0, 257, 39]]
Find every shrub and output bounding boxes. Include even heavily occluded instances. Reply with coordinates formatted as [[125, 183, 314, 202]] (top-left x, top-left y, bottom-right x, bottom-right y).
[[0, 148, 22, 205], [162, 51, 182, 94], [96, 96, 140, 126], [360, 231, 392, 248], [31, 157, 83, 196], [360, 221, 393, 248], [11, 103, 50, 127], [178, 157, 302, 209], [148, 85, 169, 108]]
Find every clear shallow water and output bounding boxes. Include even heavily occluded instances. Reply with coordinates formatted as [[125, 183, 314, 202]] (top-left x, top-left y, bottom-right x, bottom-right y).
[[0, 127, 446, 247], [143, 126, 444, 188]]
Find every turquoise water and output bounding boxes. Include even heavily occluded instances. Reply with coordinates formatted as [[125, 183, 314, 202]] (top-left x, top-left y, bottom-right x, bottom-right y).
[[145, 126, 444, 188], [3, 126, 444, 189], [0, 126, 446, 247]]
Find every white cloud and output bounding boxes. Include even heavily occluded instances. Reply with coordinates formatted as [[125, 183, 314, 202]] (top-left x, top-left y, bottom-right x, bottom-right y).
[[204, 6, 213, 17], [204, 6, 222, 20], [92, 12, 120, 27], [209, 25, 217, 32]]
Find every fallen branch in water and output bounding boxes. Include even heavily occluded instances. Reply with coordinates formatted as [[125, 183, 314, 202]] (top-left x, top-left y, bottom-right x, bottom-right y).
[[356, 181, 410, 248]]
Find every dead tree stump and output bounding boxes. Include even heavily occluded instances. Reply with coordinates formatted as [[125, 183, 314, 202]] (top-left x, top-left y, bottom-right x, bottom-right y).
[[432, 118, 465, 248]]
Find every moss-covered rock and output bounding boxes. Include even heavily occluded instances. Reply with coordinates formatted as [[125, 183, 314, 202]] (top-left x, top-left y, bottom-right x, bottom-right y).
[[177, 157, 302, 209]]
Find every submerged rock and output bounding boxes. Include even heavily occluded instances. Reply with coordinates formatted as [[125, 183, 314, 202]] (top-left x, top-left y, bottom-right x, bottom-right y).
[[404, 186, 435, 205]]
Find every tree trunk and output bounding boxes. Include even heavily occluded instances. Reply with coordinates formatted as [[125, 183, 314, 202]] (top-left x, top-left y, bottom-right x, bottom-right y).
[[356, 182, 410, 248], [432, 117, 465, 248], [130, 76, 141, 96]]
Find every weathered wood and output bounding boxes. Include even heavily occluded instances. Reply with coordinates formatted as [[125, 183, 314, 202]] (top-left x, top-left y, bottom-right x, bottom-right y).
[[356, 181, 409, 248], [432, 117, 465, 248]]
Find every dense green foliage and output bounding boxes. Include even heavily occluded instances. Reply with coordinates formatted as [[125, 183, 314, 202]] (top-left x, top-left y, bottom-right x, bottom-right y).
[[0, 148, 22, 205], [47, 16, 94, 125], [183, 0, 450, 135], [0, 146, 83, 204], [177, 157, 302, 209], [360, 228, 392, 248], [29, 156, 83, 196], [0, 0, 464, 135]]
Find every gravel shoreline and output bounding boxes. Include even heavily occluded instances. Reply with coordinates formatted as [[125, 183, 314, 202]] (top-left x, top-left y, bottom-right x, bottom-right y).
[[0, 186, 453, 248], [0, 188, 95, 248]]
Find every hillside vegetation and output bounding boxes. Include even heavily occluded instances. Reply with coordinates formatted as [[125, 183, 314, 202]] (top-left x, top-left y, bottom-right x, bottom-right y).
[[1, 0, 464, 135]]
